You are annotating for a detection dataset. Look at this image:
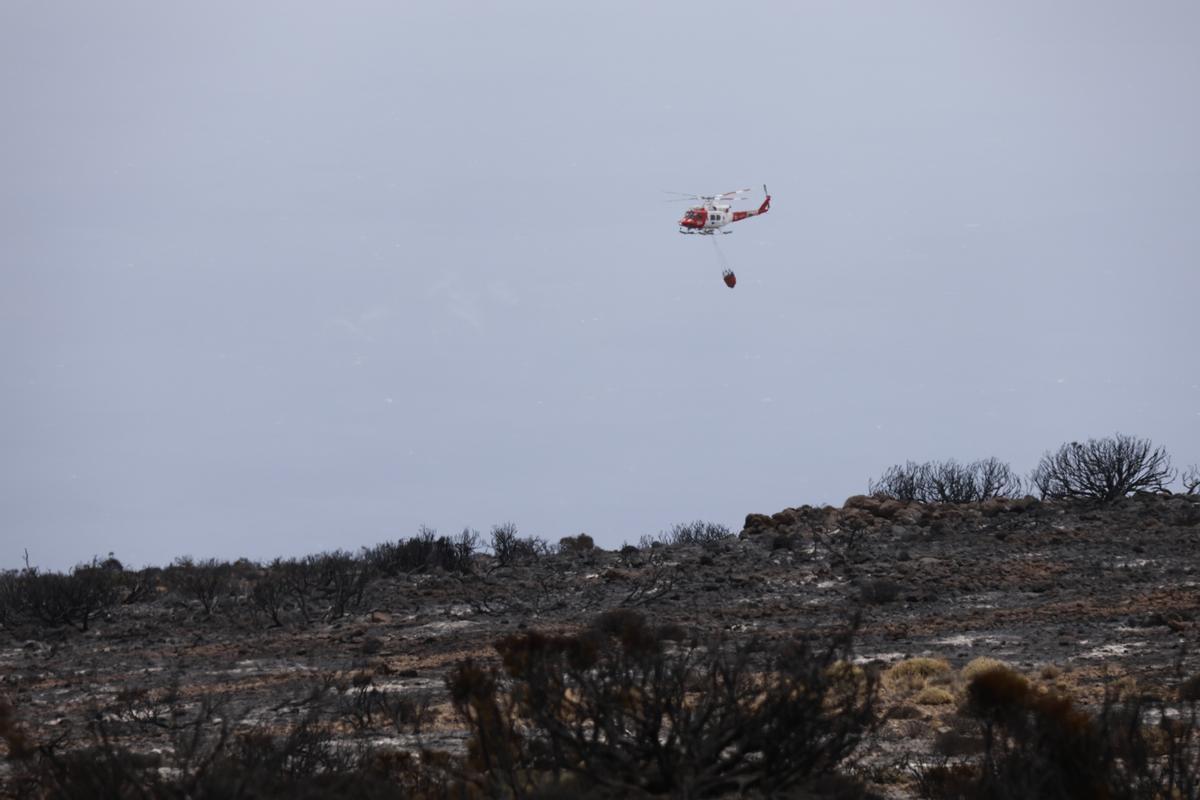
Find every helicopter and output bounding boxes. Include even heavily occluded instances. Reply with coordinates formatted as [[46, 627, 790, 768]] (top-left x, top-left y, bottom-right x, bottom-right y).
[[668, 185, 770, 235], [667, 185, 771, 287]]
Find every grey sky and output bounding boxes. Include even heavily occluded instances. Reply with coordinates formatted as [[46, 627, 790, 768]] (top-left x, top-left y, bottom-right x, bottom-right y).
[[3, 1, 1198, 570]]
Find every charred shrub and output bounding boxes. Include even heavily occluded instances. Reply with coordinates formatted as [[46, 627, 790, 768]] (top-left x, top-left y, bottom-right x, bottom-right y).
[[166, 556, 232, 616], [661, 519, 733, 546], [4, 686, 461, 799], [312, 550, 372, 619], [249, 550, 374, 627], [0, 571, 22, 631], [288, 551, 373, 622], [1030, 432, 1175, 502], [870, 461, 927, 503], [490, 522, 550, 566], [363, 526, 476, 576], [250, 563, 289, 627], [447, 610, 878, 797], [113, 564, 160, 606], [639, 521, 732, 549], [0, 559, 120, 632], [1184, 464, 1200, 495], [870, 458, 1023, 504], [558, 533, 595, 553], [336, 671, 433, 735]]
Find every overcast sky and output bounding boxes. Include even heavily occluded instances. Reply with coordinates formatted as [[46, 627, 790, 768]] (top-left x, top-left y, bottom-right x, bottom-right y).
[[3, 1, 1198, 570]]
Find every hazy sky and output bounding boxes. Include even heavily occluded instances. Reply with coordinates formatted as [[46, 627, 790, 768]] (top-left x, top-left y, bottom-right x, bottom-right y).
[[3, 1, 1198, 570]]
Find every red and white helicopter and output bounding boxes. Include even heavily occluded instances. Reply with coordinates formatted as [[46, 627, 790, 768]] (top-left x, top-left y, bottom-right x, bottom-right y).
[[670, 185, 770, 235], [667, 185, 770, 287]]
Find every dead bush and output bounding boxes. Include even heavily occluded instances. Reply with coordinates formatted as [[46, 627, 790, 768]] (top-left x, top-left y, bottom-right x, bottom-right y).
[[1184, 464, 1200, 495], [1, 559, 120, 632], [336, 672, 433, 736], [446, 609, 878, 797], [3, 684, 461, 799], [658, 519, 734, 546], [166, 556, 231, 616], [363, 526, 476, 576], [250, 563, 289, 627], [558, 533, 595, 553], [870, 458, 1023, 504], [1030, 432, 1175, 502], [489, 522, 550, 566]]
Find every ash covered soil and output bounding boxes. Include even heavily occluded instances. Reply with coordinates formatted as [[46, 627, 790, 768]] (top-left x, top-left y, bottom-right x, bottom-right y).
[[3, 493, 1199, 794]]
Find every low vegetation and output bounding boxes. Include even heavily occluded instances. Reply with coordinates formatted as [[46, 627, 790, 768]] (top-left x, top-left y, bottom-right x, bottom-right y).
[[1183, 464, 1200, 495], [639, 519, 734, 549], [870, 457, 1024, 504], [871, 433, 1191, 505], [1030, 432, 1176, 502], [911, 662, 1200, 799], [0, 558, 121, 632], [445, 609, 878, 797]]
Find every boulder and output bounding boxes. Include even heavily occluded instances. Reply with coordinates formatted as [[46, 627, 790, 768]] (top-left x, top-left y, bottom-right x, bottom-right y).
[[843, 495, 884, 514], [741, 513, 775, 537]]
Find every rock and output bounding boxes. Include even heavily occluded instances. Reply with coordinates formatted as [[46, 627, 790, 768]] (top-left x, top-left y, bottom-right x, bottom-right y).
[[771, 508, 798, 527], [741, 513, 775, 536], [877, 500, 905, 520], [843, 495, 883, 514], [838, 509, 875, 530]]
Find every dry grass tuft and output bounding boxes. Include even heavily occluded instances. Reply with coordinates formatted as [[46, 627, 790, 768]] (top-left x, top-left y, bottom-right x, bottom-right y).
[[960, 656, 1009, 683], [912, 686, 955, 706], [888, 657, 952, 682], [1039, 663, 1062, 680], [884, 657, 953, 696]]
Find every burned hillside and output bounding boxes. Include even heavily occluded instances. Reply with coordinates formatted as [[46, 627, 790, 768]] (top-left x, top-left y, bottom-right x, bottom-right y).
[[2, 492, 1199, 797]]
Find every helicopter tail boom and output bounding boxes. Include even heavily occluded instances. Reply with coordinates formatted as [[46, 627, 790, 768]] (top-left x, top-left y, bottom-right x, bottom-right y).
[[730, 185, 770, 223]]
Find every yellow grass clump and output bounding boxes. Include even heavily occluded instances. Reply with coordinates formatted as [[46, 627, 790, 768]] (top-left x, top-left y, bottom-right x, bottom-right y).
[[912, 686, 955, 705], [884, 657, 953, 695], [961, 657, 1010, 683], [887, 657, 952, 682]]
